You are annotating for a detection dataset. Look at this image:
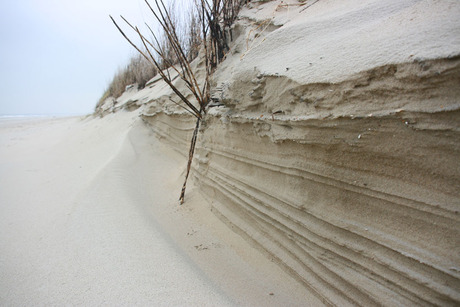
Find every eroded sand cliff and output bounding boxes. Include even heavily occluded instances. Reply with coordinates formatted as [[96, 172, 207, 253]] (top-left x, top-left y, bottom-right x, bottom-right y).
[[97, 0, 460, 305]]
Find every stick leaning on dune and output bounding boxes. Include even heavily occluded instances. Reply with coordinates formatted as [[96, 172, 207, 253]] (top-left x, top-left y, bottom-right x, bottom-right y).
[[111, 0, 246, 204]]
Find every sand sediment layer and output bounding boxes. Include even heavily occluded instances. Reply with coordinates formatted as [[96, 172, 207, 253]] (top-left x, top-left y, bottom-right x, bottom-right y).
[[214, 56, 460, 118], [143, 111, 460, 306], [141, 58, 460, 305]]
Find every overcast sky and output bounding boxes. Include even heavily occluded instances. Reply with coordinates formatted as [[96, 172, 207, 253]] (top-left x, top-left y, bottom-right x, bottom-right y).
[[0, 0, 174, 115]]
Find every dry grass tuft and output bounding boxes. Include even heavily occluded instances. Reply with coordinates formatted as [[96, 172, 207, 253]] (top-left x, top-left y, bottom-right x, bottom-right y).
[[97, 54, 156, 109]]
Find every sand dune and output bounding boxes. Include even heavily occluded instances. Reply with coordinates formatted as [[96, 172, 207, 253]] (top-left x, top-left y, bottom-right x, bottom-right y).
[[3, 0, 460, 305], [97, 0, 460, 305]]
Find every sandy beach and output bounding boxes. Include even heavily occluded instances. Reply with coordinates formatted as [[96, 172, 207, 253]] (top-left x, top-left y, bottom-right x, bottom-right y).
[[0, 113, 319, 305], [2, 0, 459, 305]]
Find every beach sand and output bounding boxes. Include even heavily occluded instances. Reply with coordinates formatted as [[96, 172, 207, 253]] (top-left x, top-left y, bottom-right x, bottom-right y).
[[0, 113, 319, 306], [2, 0, 459, 305]]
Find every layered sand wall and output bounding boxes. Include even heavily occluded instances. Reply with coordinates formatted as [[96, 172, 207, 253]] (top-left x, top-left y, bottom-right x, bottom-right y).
[[99, 0, 460, 305], [141, 58, 460, 306]]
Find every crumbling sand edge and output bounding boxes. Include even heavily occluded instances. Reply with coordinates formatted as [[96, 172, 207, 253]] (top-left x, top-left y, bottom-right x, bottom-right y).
[[137, 57, 460, 305]]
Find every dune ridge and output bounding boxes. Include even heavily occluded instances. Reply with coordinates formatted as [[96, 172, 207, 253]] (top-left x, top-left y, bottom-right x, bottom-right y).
[[96, 0, 460, 305]]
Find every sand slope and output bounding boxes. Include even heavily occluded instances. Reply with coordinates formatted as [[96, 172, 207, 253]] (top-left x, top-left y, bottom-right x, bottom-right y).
[[0, 114, 229, 305], [0, 113, 320, 305]]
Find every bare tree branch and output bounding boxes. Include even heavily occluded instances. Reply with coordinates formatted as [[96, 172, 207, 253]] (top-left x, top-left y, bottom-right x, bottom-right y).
[[111, 0, 249, 204]]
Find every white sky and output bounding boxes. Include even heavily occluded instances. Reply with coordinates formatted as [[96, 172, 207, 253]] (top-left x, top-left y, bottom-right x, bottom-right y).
[[0, 0, 182, 115]]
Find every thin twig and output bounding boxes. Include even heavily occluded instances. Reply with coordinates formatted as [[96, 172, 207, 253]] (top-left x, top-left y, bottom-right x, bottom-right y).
[[169, 98, 200, 119], [111, 16, 202, 118]]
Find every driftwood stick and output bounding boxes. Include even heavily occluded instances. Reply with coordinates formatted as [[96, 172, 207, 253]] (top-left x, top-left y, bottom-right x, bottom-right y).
[[179, 116, 201, 205]]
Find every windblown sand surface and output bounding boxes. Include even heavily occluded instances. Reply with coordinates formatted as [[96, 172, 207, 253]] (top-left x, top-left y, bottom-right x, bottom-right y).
[[0, 114, 317, 305]]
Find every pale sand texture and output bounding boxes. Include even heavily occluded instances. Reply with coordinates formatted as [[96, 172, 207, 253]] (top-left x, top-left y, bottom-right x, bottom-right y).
[[0, 113, 319, 305], [96, 0, 460, 305], [233, 0, 460, 84], [5, 0, 460, 305]]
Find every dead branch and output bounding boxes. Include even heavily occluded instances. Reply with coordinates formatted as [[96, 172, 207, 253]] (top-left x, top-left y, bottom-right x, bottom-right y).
[[111, 0, 248, 204], [179, 116, 201, 205]]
